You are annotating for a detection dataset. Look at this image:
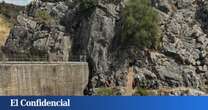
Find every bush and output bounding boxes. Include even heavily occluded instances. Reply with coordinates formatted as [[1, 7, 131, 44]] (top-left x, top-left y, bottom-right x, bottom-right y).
[[134, 88, 149, 96], [121, 0, 161, 49], [95, 88, 115, 96], [35, 10, 53, 25], [79, 0, 97, 12], [196, 1, 208, 32]]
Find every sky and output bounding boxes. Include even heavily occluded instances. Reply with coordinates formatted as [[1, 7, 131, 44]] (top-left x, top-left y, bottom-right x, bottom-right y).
[[0, 0, 32, 6]]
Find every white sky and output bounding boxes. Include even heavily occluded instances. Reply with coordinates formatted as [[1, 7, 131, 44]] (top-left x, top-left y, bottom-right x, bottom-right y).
[[0, 0, 32, 5]]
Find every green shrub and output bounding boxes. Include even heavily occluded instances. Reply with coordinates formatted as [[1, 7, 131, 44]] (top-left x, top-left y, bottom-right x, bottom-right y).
[[134, 88, 149, 96], [196, 2, 208, 31], [35, 10, 53, 25], [121, 0, 161, 49], [95, 88, 115, 96], [79, 0, 97, 12]]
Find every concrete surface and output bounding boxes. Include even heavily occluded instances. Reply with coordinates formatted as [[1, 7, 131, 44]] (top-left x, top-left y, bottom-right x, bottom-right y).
[[0, 62, 89, 96]]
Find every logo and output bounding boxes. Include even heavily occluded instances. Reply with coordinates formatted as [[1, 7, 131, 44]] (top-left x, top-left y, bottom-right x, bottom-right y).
[[10, 99, 19, 107], [10, 98, 71, 107]]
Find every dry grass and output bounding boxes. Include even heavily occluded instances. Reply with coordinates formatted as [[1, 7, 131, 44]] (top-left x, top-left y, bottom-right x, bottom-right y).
[[157, 87, 188, 93], [124, 67, 135, 95], [0, 15, 11, 46]]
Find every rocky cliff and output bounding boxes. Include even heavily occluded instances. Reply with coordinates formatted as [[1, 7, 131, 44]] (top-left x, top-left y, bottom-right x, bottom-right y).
[[2, 0, 208, 95]]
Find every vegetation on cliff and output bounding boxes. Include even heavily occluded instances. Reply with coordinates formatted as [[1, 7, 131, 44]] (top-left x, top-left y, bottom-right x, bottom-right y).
[[0, 2, 23, 46], [35, 9, 54, 25], [79, 0, 97, 11], [121, 0, 161, 49], [0, 2, 24, 24], [0, 15, 11, 46]]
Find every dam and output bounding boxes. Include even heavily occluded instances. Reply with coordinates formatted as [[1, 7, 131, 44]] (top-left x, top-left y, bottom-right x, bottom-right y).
[[0, 62, 89, 96]]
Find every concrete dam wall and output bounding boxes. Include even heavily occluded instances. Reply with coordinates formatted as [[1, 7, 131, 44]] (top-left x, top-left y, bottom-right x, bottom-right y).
[[0, 62, 89, 96]]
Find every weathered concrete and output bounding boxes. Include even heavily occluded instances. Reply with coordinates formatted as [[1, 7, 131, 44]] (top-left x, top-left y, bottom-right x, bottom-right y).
[[0, 62, 89, 96]]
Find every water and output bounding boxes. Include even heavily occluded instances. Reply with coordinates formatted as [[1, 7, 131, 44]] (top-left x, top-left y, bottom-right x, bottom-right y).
[[0, 0, 32, 6]]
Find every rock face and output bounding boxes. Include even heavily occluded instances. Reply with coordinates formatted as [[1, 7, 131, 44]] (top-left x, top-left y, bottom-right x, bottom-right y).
[[149, 87, 207, 96], [3, 1, 70, 61], [3, 0, 208, 95], [134, 0, 208, 92]]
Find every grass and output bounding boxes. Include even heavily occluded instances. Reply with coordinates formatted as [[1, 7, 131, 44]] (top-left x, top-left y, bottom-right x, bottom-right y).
[[0, 15, 11, 46], [94, 87, 115, 96], [0, 2, 23, 46], [134, 88, 150, 96]]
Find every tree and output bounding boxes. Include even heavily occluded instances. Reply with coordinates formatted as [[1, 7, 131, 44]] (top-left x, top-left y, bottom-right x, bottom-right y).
[[1, 0, 5, 5], [121, 0, 161, 49], [79, 0, 97, 12]]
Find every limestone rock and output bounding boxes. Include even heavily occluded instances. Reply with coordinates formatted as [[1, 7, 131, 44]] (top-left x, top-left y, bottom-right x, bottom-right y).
[[3, 0, 208, 95], [3, 1, 71, 61]]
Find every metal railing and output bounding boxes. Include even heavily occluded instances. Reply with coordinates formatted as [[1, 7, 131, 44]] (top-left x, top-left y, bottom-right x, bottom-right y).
[[1, 55, 87, 62]]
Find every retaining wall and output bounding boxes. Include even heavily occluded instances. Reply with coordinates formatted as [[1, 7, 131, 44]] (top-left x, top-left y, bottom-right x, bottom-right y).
[[0, 62, 89, 96]]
